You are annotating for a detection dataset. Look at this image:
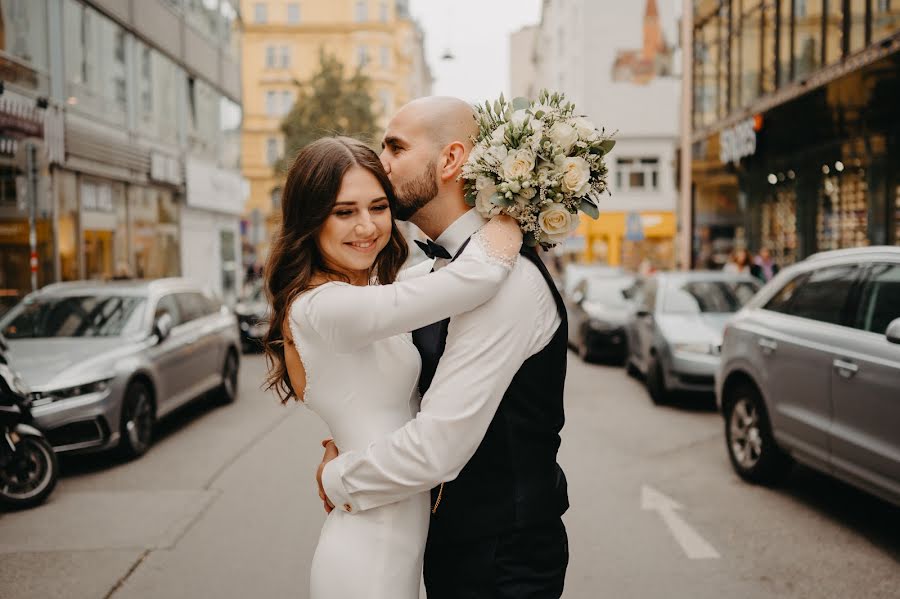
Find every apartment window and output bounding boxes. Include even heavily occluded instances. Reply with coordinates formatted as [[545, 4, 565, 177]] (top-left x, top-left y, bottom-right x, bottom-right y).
[[265, 45, 276, 68], [616, 158, 660, 192], [379, 1, 388, 22], [355, 0, 368, 22], [266, 137, 279, 165], [287, 2, 301, 24], [357, 45, 369, 67], [265, 90, 277, 116], [280, 90, 294, 115], [254, 2, 267, 23], [280, 46, 291, 68], [380, 45, 390, 68]]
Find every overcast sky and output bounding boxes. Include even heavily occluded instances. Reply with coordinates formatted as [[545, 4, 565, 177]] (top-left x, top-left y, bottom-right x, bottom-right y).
[[406, 0, 681, 105]]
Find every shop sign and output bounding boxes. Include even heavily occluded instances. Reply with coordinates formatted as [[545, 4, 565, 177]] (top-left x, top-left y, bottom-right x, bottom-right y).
[[186, 158, 247, 216], [719, 117, 759, 165], [626, 211, 645, 241]]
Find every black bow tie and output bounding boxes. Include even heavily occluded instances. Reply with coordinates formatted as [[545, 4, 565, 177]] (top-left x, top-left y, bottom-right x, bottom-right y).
[[414, 239, 452, 260]]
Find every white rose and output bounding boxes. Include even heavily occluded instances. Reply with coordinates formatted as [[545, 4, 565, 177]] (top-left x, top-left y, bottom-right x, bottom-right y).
[[572, 117, 598, 141], [559, 156, 592, 196], [475, 175, 494, 191], [487, 144, 509, 164], [491, 124, 507, 145], [510, 109, 530, 129], [501, 148, 536, 180], [538, 203, 579, 244], [475, 183, 502, 217], [549, 122, 578, 153]]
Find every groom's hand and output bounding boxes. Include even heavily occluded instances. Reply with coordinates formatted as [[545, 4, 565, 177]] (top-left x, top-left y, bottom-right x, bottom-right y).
[[316, 438, 339, 513]]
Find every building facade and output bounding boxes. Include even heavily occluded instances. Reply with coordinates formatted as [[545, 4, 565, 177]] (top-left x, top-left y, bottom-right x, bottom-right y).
[[688, 0, 900, 269], [0, 0, 246, 315], [521, 0, 682, 269], [239, 0, 432, 266]]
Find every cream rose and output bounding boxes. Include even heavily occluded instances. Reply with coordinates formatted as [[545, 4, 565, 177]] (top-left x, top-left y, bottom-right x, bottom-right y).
[[549, 122, 578, 153], [516, 186, 537, 206], [559, 156, 592, 196], [572, 117, 598, 141], [475, 183, 502, 217], [501, 148, 536, 180], [538, 203, 579, 244]]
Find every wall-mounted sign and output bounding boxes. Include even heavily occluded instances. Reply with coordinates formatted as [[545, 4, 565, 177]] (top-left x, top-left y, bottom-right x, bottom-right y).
[[719, 116, 760, 165]]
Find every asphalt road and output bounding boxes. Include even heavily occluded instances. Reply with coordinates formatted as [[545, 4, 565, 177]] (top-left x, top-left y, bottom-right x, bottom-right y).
[[1, 352, 897, 598]]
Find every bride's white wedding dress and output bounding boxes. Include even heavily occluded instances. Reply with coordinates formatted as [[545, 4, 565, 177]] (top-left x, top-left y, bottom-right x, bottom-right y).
[[287, 227, 518, 599]]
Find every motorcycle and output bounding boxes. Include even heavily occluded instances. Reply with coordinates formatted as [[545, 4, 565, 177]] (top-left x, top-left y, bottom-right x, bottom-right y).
[[0, 333, 58, 510]]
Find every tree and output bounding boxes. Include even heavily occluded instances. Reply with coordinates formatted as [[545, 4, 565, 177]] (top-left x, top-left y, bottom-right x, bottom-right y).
[[277, 50, 380, 173]]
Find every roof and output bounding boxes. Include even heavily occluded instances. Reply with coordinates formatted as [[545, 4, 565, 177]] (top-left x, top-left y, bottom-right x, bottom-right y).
[[805, 246, 900, 262], [35, 278, 204, 297]]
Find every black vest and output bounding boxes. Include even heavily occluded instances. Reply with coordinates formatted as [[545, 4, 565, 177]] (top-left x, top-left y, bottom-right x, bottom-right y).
[[412, 244, 570, 543]]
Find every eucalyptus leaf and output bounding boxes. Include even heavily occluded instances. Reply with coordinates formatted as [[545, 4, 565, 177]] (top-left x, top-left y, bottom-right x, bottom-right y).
[[512, 97, 530, 111], [599, 139, 616, 153], [580, 197, 599, 219], [464, 191, 477, 207]]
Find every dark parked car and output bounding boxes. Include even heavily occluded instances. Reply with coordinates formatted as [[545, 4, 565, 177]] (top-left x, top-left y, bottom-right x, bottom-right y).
[[567, 275, 636, 363], [0, 279, 241, 459], [717, 247, 900, 507], [235, 281, 270, 353]]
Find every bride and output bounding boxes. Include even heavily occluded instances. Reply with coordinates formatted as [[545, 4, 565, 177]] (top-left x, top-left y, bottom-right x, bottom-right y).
[[262, 136, 521, 598]]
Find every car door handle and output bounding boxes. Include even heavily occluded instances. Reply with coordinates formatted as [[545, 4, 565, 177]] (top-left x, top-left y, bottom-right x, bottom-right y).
[[833, 359, 859, 379], [758, 338, 778, 354]]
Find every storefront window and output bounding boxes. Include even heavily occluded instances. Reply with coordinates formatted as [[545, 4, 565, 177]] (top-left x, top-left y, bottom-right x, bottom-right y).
[[794, 0, 823, 79], [63, 0, 128, 126], [824, 0, 844, 64], [81, 179, 128, 280], [135, 43, 182, 145], [847, 0, 867, 53], [128, 187, 180, 279], [56, 170, 80, 282], [872, 0, 900, 43], [220, 96, 242, 170], [761, 183, 798, 265], [816, 170, 868, 251], [0, 0, 50, 93]]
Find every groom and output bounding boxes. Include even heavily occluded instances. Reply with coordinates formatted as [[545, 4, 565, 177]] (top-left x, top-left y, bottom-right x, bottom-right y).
[[318, 96, 569, 597]]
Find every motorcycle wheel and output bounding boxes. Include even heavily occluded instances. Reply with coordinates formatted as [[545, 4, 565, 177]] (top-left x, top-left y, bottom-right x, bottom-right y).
[[0, 433, 59, 510]]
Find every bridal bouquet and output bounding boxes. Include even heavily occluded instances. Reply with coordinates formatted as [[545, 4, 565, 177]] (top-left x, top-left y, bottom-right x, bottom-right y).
[[462, 90, 615, 249]]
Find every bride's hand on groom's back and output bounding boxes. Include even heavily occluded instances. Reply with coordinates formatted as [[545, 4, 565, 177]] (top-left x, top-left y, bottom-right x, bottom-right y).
[[482, 215, 523, 260]]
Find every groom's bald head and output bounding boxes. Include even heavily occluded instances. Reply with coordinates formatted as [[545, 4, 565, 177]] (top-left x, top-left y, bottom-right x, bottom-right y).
[[380, 96, 478, 224]]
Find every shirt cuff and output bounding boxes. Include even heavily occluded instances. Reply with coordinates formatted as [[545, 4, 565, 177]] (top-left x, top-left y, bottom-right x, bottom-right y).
[[321, 454, 358, 515]]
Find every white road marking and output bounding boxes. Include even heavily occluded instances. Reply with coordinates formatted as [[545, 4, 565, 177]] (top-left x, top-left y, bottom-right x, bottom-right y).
[[641, 485, 721, 560]]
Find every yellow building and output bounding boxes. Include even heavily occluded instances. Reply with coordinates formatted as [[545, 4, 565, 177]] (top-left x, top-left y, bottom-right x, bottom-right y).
[[240, 0, 432, 264]]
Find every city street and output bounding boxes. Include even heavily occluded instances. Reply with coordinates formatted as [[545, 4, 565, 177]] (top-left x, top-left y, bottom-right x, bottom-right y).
[[1, 353, 898, 598]]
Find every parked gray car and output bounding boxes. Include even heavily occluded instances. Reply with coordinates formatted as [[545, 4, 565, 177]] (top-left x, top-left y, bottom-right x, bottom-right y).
[[717, 247, 900, 507], [0, 279, 241, 459], [624, 272, 761, 404]]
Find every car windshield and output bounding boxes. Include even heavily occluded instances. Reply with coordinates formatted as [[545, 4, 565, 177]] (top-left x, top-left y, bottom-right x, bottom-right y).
[[585, 277, 634, 306], [663, 279, 759, 314], [0, 295, 147, 338]]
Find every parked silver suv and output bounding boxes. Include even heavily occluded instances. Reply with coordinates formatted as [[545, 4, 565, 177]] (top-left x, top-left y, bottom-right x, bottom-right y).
[[717, 247, 900, 507], [0, 279, 241, 459]]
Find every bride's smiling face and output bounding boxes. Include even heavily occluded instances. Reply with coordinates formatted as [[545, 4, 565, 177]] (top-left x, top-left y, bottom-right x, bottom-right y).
[[316, 166, 393, 283]]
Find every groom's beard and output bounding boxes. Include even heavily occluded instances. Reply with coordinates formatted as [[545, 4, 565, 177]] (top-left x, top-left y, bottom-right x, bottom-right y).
[[393, 159, 438, 221]]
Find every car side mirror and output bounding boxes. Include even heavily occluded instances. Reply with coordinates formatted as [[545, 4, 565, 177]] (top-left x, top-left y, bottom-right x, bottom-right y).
[[887, 318, 900, 345], [154, 313, 173, 343]]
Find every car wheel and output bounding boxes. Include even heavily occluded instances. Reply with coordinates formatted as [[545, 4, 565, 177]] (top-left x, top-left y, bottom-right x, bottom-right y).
[[625, 356, 640, 378], [646, 353, 669, 405], [216, 350, 239, 405], [724, 383, 791, 485], [119, 381, 155, 459]]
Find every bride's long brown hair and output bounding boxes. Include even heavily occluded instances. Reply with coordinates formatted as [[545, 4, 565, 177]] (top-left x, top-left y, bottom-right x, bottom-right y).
[[262, 137, 409, 404]]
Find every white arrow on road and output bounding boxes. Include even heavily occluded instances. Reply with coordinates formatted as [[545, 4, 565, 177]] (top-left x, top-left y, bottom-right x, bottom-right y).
[[641, 485, 721, 560]]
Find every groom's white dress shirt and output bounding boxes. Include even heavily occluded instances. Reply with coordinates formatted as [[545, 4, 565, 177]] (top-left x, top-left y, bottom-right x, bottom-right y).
[[321, 209, 562, 513]]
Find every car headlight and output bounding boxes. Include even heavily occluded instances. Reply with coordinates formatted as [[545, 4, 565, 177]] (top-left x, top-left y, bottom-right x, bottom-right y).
[[30, 379, 113, 407], [673, 343, 718, 356]]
